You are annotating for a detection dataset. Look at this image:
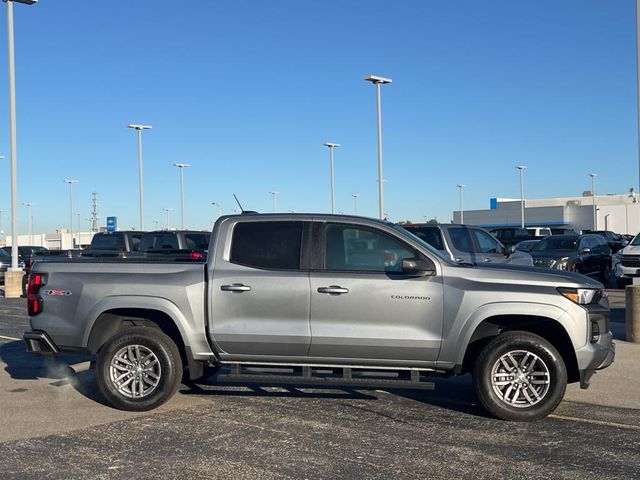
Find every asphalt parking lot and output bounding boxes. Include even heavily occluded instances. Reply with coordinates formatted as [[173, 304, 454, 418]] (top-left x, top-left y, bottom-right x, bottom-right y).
[[0, 290, 639, 480]]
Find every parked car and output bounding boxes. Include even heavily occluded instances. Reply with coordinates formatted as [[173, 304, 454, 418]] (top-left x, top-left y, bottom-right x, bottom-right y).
[[488, 227, 552, 247], [514, 239, 540, 253], [583, 230, 627, 254], [83, 231, 145, 255], [1, 245, 47, 274], [401, 223, 533, 266], [0, 248, 10, 284], [24, 213, 615, 421], [529, 234, 612, 282], [137, 230, 211, 259], [614, 233, 640, 288]]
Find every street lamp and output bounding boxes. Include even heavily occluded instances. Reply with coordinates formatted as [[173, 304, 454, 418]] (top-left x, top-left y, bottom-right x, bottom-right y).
[[516, 165, 526, 229], [127, 123, 152, 230], [173, 163, 191, 229], [352, 193, 360, 215], [322, 142, 340, 213], [269, 191, 279, 213], [590, 173, 598, 230], [22, 201, 33, 245], [364, 74, 392, 220], [457, 184, 465, 224], [162, 208, 173, 230], [64, 179, 78, 248], [212, 202, 223, 217], [6, 0, 37, 279]]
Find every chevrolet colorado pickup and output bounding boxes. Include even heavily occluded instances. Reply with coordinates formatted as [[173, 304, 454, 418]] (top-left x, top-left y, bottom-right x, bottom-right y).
[[23, 214, 614, 421]]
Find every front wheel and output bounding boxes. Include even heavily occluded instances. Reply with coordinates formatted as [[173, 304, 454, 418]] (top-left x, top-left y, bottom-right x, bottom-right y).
[[473, 331, 567, 421], [96, 327, 183, 411]]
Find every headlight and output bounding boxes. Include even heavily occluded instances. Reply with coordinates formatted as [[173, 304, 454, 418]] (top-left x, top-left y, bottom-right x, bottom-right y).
[[557, 287, 603, 305], [555, 257, 569, 270]]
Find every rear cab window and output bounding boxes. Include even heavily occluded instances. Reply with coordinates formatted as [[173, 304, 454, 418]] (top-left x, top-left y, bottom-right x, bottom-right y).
[[447, 228, 474, 253], [230, 221, 303, 270]]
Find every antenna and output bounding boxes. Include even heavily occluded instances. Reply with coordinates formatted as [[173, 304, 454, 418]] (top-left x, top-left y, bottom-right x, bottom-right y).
[[233, 194, 244, 213]]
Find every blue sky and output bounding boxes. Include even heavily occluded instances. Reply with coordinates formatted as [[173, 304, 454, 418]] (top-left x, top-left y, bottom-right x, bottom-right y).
[[0, 0, 637, 234]]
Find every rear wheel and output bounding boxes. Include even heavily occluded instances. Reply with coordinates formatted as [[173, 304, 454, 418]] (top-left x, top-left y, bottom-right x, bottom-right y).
[[600, 263, 611, 284], [96, 327, 183, 411], [616, 277, 630, 289], [473, 331, 567, 421]]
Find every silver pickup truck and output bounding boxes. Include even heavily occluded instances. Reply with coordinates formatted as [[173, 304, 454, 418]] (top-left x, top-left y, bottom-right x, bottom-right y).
[[23, 214, 614, 421]]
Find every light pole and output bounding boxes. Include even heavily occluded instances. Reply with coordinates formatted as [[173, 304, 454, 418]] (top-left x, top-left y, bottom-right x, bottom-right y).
[[364, 74, 392, 220], [516, 165, 526, 228], [6, 0, 36, 275], [64, 179, 78, 248], [590, 173, 598, 230], [212, 202, 223, 217], [22, 202, 33, 245], [127, 124, 152, 230], [153, 220, 159, 230], [352, 193, 360, 215], [270, 191, 279, 213], [173, 163, 190, 229], [637, 0, 640, 193], [457, 184, 465, 224], [162, 208, 173, 230], [322, 142, 340, 213]]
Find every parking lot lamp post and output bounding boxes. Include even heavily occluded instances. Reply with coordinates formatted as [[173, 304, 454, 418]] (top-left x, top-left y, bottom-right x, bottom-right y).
[[364, 75, 392, 220], [270, 191, 279, 213], [590, 173, 597, 230], [352, 193, 360, 215], [173, 163, 190, 229], [162, 208, 173, 230], [6, 0, 36, 272], [323, 143, 340, 213], [516, 165, 526, 228], [457, 184, 465, 224], [64, 180, 78, 248], [127, 124, 152, 231], [212, 202, 223, 217]]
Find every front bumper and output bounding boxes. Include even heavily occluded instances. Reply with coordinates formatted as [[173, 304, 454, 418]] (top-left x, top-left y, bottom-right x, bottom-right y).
[[23, 330, 59, 355], [575, 303, 615, 388], [615, 263, 640, 279]]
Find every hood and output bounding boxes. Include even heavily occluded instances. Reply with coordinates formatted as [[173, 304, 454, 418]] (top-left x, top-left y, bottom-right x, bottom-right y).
[[620, 244, 640, 256], [528, 250, 577, 261], [451, 261, 603, 289]]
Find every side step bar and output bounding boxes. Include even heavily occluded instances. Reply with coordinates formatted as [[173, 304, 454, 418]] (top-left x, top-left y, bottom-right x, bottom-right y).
[[214, 364, 436, 390]]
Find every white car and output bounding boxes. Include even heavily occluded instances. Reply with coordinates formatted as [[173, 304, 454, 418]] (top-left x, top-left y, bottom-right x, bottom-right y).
[[614, 235, 639, 287]]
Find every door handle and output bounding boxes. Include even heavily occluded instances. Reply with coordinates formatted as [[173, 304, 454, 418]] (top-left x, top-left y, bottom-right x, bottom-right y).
[[317, 286, 349, 295], [482, 257, 491, 262], [221, 283, 251, 292]]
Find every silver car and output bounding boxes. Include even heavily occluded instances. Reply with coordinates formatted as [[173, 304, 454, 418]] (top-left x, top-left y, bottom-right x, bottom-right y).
[[401, 223, 533, 266]]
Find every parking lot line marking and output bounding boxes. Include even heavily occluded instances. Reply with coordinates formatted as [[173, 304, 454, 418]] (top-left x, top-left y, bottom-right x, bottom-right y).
[[550, 414, 640, 431], [0, 334, 20, 341]]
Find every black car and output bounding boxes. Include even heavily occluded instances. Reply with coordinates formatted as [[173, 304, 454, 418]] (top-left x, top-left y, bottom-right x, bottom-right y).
[[513, 239, 540, 253], [138, 230, 211, 259], [81, 231, 145, 257], [529, 234, 612, 282], [1, 245, 48, 274], [583, 230, 626, 254]]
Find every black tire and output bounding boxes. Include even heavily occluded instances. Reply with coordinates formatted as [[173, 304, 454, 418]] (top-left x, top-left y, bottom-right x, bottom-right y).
[[96, 327, 183, 411], [473, 331, 567, 421], [616, 277, 630, 289], [600, 263, 611, 284]]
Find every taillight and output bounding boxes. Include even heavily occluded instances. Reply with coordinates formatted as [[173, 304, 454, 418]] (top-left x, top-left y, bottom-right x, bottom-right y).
[[189, 251, 203, 260], [27, 273, 47, 315]]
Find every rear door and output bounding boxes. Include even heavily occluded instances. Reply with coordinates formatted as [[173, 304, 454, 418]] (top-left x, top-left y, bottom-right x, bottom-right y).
[[470, 228, 505, 264], [208, 220, 311, 358], [308, 222, 443, 364]]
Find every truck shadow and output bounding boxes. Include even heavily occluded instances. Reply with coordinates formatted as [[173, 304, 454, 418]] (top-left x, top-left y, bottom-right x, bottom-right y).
[[1, 341, 488, 417]]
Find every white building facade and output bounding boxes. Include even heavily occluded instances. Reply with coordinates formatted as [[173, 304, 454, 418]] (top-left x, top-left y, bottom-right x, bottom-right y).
[[454, 192, 640, 235]]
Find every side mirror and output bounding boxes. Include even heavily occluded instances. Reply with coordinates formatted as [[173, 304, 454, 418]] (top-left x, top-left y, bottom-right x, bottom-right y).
[[402, 258, 436, 276], [504, 245, 516, 256], [580, 247, 591, 254]]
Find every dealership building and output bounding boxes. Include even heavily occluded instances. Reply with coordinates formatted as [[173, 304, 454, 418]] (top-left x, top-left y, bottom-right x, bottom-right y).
[[454, 191, 640, 235]]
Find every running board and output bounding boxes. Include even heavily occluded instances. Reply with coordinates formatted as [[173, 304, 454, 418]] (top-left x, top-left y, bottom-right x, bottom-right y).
[[213, 364, 435, 390]]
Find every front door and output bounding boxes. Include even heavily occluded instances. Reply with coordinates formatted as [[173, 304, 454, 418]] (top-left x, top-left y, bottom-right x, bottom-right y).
[[308, 222, 443, 364], [209, 220, 311, 358]]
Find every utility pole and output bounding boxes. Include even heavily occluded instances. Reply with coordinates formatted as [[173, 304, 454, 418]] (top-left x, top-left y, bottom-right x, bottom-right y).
[[90, 192, 99, 232]]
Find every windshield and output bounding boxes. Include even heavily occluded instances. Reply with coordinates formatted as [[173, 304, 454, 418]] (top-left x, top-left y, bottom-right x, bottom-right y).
[[0, 248, 9, 258], [631, 234, 640, 246], [393, 225, 454, 264], [90, 234, 125, 250], [532, 237, 578, 251]]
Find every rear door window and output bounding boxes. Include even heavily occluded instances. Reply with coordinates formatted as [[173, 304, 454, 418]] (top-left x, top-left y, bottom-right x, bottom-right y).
[[448, 228, 474, 253], [231, 221, 303, 270]]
